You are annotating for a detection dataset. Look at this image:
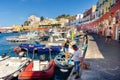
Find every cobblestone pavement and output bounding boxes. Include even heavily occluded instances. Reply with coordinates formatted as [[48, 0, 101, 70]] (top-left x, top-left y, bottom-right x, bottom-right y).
[[81, 34, 120, 80]]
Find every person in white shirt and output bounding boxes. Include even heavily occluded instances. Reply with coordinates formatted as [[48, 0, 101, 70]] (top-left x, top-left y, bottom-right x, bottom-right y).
[[72, 45, 83, 79], [105, 27, 112, 43]]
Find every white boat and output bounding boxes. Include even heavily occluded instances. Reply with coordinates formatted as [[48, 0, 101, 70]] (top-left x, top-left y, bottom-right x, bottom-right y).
[[0, 49, 11, 61], [54, 52, 74, 69], [0, 55, 10, 61], [6, 36, 28, 42], [6, 31, 39, 42], [0, 48, 30, 80], [50, 33, 66, 42], [0, 57, 30, 80]]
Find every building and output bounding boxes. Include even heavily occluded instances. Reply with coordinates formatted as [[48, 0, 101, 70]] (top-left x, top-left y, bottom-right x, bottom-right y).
[[58, 18, 69, 27], [96, 0, 116, 17], [82, 5, 96, 23], [28, 15, 40, 25], [73, 14, 83, 25]]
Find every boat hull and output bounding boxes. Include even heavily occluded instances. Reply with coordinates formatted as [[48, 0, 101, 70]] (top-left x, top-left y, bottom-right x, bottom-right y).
[[18, 60, 55, 80]]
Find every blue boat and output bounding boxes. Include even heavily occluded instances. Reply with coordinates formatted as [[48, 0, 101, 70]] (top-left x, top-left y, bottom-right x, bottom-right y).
[[19, 44, 62, 54], [50, 46, 62, 52], [19, 44, 46, 53]]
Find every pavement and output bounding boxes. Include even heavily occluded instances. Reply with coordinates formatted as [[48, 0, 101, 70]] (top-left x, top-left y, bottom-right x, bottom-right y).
[[81, 34, 120, 80]]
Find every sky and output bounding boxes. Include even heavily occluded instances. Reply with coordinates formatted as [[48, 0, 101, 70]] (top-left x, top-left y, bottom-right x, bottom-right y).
[[0, 0, 97, 27]]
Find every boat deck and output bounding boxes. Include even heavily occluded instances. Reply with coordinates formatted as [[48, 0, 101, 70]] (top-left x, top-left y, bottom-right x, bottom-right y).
[[0, 57, 29, 79]]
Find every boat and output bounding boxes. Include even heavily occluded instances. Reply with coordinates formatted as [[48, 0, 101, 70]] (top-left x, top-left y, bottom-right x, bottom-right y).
[[0, 53, 10, 61], [47, 42, 62, 46], [18, 60, 55, 80], [19, 43, 46, 49], [6, 36, 28, 42], [19, 43, 62, 53], [54, 52, 74, 69], [50, 33, 66, 42], [18, 48, 56, 80], [19, 43, 45, 50], [6, 31, 39, 42], [0, 48, 30, 80], [0, 49, 11, 61], [50, 46, 62, 53], [0, 57, 30, 80]]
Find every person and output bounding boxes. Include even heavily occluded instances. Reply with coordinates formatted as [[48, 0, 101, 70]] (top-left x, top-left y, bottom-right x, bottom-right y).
[[71, 45, 83, 79], [105, 27, 112, 43], [62, 38, 71, 52], [83, 34, 88, 45], [98, 29, 102, 38]]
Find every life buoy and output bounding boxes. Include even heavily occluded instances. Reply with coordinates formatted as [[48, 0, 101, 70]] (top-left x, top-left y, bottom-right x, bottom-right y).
[[14, 47, 21, 54]]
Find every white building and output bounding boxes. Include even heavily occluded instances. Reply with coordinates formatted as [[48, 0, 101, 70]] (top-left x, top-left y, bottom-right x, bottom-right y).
[[73, 14, 83, 25], [28, 15, 40, 25]]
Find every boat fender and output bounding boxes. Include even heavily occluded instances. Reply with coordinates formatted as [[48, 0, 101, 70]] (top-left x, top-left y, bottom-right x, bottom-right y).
[[14, 47, 21, 54]]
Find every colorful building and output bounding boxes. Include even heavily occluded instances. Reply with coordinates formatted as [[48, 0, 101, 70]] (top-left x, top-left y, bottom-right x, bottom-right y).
[[77, 0, 120, 41]]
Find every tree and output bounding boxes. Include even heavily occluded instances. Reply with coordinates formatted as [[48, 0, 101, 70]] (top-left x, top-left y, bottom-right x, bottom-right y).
[[68, 16, 76, 21], [40, 16, 44, 21], [24, 21, 30, 26], [56, 14, 70, 21]]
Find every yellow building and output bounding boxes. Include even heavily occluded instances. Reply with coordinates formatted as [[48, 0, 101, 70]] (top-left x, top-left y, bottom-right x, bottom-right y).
[[12, 25, 36, 31], [97, 0, 115, 15], [92, 5, 96, 12]]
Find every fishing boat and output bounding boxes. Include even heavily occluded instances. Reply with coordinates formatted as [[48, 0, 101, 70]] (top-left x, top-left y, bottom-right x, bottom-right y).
[[54, 52, 74, 69], [18, 48, 56, 80]]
